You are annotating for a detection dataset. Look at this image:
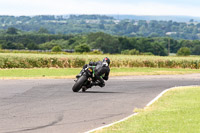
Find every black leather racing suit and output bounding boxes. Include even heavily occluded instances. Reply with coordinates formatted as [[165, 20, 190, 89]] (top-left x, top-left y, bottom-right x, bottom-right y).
[[82, 61, 110, 87]]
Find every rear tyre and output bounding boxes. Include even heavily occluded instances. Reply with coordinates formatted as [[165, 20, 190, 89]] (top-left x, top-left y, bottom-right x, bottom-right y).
[[72, 76, 87, 92]]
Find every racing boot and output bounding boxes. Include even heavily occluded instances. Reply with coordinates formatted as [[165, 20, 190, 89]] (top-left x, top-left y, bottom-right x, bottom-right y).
[[82, 86, 88, 92]]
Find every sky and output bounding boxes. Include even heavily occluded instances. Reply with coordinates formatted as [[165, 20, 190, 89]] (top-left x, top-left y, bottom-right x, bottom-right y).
[[0, 0, 199, 17]]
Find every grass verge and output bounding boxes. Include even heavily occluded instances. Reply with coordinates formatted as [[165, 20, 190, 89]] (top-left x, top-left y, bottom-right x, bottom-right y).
[[0, 67, 200, 79], [94, 86, 200, 133]]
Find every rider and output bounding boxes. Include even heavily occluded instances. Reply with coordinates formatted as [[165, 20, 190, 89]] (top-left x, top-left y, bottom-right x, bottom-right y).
[[76, 57, 110, 88]]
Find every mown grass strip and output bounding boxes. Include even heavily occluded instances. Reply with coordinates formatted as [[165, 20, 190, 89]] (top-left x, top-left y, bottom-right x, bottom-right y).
[[0, 67, 200, 79], [94, 86, 200, 133]]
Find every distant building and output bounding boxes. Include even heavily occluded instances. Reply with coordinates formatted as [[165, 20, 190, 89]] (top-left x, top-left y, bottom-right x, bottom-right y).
[[196, 33, 200, 37], [113, 20, 120, 24], [166, 32, 177, 35]]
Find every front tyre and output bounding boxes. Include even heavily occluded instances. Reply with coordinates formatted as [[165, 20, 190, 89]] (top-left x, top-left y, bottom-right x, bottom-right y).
[[72, 76, 87, 92]]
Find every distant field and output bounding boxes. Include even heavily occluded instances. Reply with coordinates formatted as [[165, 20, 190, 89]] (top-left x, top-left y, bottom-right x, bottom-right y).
[[0, 53, 200, 69]]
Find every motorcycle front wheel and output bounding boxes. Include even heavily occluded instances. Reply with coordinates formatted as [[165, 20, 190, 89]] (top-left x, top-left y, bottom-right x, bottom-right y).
[[72, 76, 87, 92]]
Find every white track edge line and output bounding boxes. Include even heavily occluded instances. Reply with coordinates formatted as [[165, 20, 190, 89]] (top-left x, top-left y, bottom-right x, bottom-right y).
[[85, 85, 198, 133]]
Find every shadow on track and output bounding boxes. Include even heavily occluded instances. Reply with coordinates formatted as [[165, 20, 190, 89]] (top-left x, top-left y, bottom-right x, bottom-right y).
[[82, 91, 123, 94]]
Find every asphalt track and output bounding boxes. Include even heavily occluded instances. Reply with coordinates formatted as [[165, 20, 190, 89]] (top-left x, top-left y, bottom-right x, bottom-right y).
[[0, 74, 200, 133]]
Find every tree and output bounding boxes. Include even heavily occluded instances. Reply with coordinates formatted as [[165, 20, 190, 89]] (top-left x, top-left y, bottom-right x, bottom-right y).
[[129, 49, 140, 55], [177, 47, 191, 56], [2, 41, 17, 49], [39, 41, 59, 50], [99, 24, 105, 29], [192, 45, 200, 55], [87, 32, 120, 53], [75, 44, 91, 53], [51, 46, 62, 52], [189, 19, 194, 22], [118, 37, 132, 51], [121, 50, 130, 55], [121, 49, 140, 55], [6, 27, 18, 34], [27, 42, 38, 50], [150, 42, 168, 56], [38, 27, 49, 34], [14, 43, 24, 50]]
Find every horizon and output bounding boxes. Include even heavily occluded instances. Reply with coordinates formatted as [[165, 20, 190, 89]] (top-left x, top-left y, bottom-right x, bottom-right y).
[[1, 14, 200, 18]]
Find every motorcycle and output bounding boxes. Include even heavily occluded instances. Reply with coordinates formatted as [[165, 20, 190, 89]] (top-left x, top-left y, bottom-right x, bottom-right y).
[[72, 66, 98, 92]]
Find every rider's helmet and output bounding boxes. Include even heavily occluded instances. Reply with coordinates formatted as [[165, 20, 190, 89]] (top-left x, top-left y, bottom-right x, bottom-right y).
[[103, 57, 110, 66]]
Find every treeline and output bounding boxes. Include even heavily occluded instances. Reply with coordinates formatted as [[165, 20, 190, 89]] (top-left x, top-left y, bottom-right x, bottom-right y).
[[1, 28, 200, 56], [0, 15, 200, 40]]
